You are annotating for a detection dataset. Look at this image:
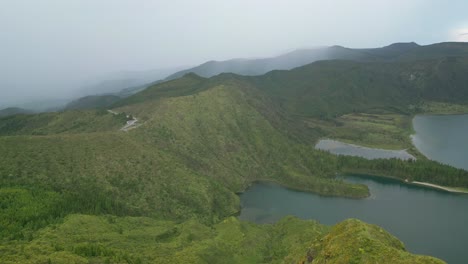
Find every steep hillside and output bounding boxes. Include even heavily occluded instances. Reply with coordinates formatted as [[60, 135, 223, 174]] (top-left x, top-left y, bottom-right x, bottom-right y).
[[251, 56, 468, 117], [116, 80, 369, 197]]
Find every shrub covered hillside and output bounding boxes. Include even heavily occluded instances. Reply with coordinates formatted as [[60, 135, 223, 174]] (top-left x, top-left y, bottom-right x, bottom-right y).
[[0, 215, 443, 264], [3, 53, 468, 262], [251, 55, 468, 118]]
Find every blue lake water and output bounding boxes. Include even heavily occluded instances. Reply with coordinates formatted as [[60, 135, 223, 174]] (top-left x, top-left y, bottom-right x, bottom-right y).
[[240, 175, 468, 263], [412, 114, 468, 170]]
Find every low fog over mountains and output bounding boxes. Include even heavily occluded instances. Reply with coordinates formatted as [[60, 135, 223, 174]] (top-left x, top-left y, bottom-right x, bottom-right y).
[[3, 41, 468, 114]]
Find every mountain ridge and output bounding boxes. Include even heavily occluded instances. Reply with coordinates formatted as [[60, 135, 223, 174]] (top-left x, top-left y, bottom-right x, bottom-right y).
[[164, 42, 468, 81]]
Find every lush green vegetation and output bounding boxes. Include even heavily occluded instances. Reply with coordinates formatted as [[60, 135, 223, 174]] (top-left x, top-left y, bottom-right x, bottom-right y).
[[0, 132, 239, 224], [337, 156, 468, 188], [0, 213, 442, 264], [309, 219, 443, 264], [4, 45, 468, 262], [250, 56, 468, 118], [0, 110, 127, 136]]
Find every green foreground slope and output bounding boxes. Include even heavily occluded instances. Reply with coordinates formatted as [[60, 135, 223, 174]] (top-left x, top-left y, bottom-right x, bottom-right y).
[[0, 214, 442, 264]]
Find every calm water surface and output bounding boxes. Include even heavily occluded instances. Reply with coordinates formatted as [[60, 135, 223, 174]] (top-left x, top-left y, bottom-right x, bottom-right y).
[[412, 114, 468, 170], [240, 175, 468, 264]]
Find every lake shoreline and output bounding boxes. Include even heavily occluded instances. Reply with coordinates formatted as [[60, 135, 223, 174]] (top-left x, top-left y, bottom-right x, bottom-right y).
[[410, 181, 468, 194], [239, 178, 370, 199], [341, 172, 468, 194]]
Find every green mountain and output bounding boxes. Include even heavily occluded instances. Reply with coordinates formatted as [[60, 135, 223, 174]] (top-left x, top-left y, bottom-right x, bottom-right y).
[[250, 55, 468, 118], [3, 43, 468, 263]]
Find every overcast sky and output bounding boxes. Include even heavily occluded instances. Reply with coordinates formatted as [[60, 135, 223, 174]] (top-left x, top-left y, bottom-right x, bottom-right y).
[[1, 0, 468, 107]]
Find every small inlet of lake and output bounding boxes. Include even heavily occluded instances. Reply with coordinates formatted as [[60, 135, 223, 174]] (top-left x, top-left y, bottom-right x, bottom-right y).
[[239, 175, 468, 264], [315, 139, 415, 160]]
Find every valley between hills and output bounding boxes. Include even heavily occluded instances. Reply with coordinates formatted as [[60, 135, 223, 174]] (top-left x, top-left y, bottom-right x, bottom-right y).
[[2, 42, 468, 263]]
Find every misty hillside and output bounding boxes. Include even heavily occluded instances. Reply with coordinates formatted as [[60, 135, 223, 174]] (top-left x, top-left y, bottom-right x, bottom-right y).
[[164, 42, 468, 81], [164, 46, 361, 80], [65, 95, 122, 110], [76, 67, 187, 97], [0, 107, 32, 117]]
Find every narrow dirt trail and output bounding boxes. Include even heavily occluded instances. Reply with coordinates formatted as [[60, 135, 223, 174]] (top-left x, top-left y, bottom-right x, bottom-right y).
[[107, 110, 140, 131]]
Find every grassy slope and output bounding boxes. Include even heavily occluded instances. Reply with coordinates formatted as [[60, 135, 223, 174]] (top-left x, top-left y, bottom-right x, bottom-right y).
[[117, 81, 367, 197], [0, 214, 442, 264]]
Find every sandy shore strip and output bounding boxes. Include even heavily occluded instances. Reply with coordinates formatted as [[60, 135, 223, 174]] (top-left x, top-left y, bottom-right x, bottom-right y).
[[411, 181, 468, 194]]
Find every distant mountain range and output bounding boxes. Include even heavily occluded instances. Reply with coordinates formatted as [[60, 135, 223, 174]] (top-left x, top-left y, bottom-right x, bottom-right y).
[[3, 42, 468, 115], [63, 42, 468, 111], [117, 42, 468, 118], [163, 42, 465, 80]]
